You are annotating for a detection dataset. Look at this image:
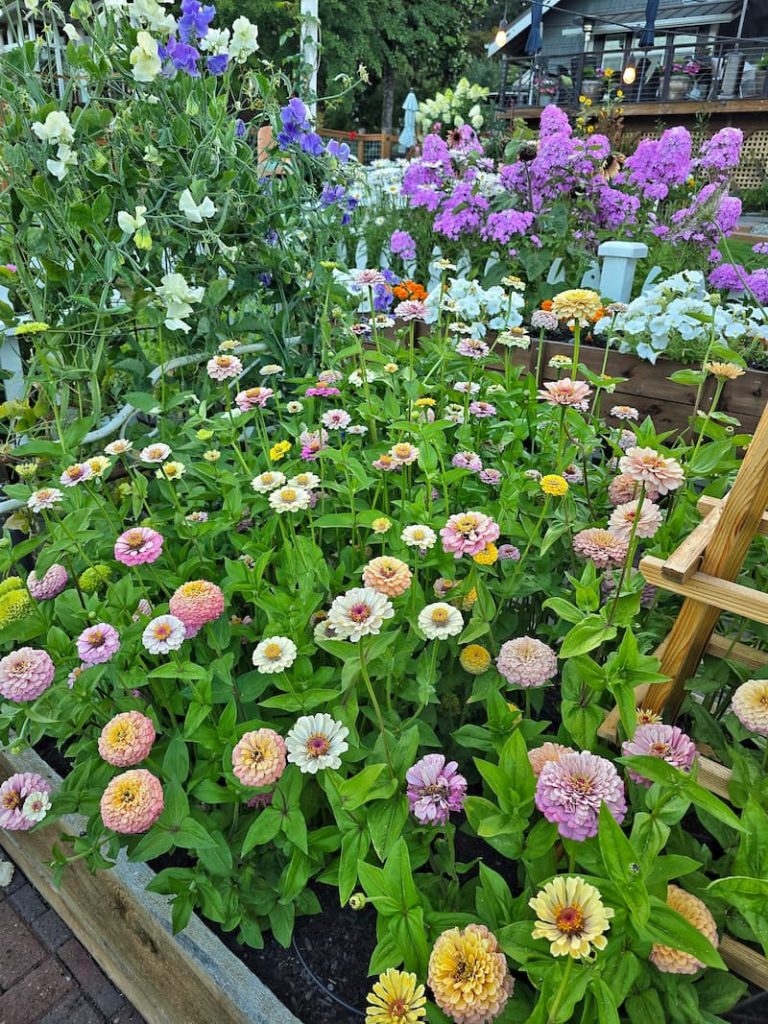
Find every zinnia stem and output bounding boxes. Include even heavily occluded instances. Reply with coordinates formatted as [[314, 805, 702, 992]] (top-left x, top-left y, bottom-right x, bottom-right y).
[[359, 640, 394, 777], [546, 955, 575, 1024], [605, 484, 646, 628], [571, 320, 581, 378]]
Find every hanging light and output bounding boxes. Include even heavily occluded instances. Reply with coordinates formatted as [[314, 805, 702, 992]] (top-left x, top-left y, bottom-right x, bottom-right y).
[[622, 53, 638, 85], [495, 15, 509, 49]]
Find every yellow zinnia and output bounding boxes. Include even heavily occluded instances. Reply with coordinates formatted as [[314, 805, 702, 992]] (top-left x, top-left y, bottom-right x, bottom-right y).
[[530, 876, 614, 958], [472, 543, 499, 566], [459, 644, 491, 675], [366, 968, 426, 1024], [540, 474, 569, 497], [551, 288, 603, 326], [270, 440, 292, 461]]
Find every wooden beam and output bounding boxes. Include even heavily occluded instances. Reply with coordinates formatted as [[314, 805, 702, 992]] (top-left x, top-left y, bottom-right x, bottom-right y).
[[661, 506, 723, 583], [640, 557, 768, 625], [697, 494, 768, 537], [721, 935, 768, 990], [698, 756, 732, 801], [704, 633, 768, 670]]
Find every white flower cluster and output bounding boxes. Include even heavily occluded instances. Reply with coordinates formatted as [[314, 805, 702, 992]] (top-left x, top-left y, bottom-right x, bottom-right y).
[[425, 276, 525, 337], [416, 78, 489, 130], [596, 270, 768, 362], [31, 111, 78, 181], [154, 272, 205, 332]]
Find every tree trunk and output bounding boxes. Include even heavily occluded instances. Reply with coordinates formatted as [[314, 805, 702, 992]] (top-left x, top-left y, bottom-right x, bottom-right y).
[[381, 62, 395, 135]]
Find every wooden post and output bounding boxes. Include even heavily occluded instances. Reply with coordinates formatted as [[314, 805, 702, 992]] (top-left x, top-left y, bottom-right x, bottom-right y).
[[642, 400, 768, 718]]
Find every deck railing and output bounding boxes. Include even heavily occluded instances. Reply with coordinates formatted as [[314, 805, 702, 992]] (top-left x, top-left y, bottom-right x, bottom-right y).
[[318, 129, 401, 164], [493, 36, 768, 111]]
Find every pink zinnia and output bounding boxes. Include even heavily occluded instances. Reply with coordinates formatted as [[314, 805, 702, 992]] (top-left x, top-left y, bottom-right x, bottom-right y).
[[440, 511, 500, 558], [321, 408, 352, 430], [406, 754, 467, 825], [355, 268, 387, 287], [497, 637, 557, 688], [0, 648, 55, 702], [0, 772, 52, 831], [98, 712, 157, 767], [77, 623, 120, 666], [608, 473, 660, 506], [232, 729, 287, 787], [27, 563, 68, 600], [114, 527, 164, 566], [394, 300, 428, 321], [608, 498, 663, 540], [622, 724, 697, 787], [235, 386, 273, 412], [538, 378, 593, 406], [535, 751, 626, 841], [480, 468, 501, 486], [100, 769, 164, 834], [573, 528, 628, 569], [456, 338, 489, 359], [169, 580, 225, 629], [207, 354, 243, 380], [469, 400, 496, 418], [305, 384, 341, 397], [619, 446, 684, 495], [452, 451, 483, 472], [59, 463, 93, 487], [531, 309, 558, 331]]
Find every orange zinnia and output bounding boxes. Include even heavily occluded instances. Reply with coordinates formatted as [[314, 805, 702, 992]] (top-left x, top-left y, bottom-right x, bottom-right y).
[[393, 280, 427, 301]]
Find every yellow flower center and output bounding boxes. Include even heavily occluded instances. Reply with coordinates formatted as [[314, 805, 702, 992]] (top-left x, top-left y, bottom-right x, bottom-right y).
[[153, 624, 172, 640], [2, 791, 21, 810], [455, 515, 477, 534], [555, 904, 585, 934], [306, 734, 330, 758], [649, 741, 671, 757], [263, 642, 282, 660], [125, 531, 145, 550], [431, 608, 450, 624], [281, 488, 297, 502], [181, 582, 207, 597], [349, 603, 371, 623]]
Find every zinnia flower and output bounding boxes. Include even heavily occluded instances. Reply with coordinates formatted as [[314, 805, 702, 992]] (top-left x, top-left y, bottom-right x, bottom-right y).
[[28, 488, 64, 513], [441, 511, 500, 559], [573, 528, 628, 569], [608, 473, 659, 506], [362, 557, 412, 597], [327, 587, 395, 642], [473, 543, 499, 566], [142, 615, 186, 654], [731, 678, 768, 736], [608, 498, 663, 540], [453, 451, 483, 472], [251, 471, 286, 493], [59, 462, 93, 487], [232, 729, 287, 787], [401, 524, 437, 550], [0, 772, 53, 830], [418, 602, 464, 640], [105, 439, 133, 456], [428, 924, 513, 1024], [551, 288, 603, 326], [140, 443, 171, 463], [22, 791, 51, 823], [321, 408, 352, 430], [535, 751, 626, 840], [372, 517, 392, 534], [252, 636, 298, 674], [705, 361, 745, 380], [619, 447, 684, 495], [528, 742, 575, 777], [622, 723, 697, 786], [169, 580, 225, 630], [531, 309, 558, 331], [235, 386, 273, 411], [98, 712, 156, 767], [100, 769, 164, 834], [610, 405, 639, 421], [76, 624, 120, 666], [207, 354, 243, 380], [27, 563, 68, 600], [459, 644, 491, 675], [530, 876, 614, 958], [497, 637, 557, 689], [114, 527, 164, 566], [389, 442, 420, 466], [268, 486, 311, 513], [285, 713, 349, 773], [650, 885, 718, 974], [365, 968, 426, 1024], [540, 475, 569, 497], [538, 378, 593, 406], [406, 753, 467, 824], [288, 472, 320, 490]]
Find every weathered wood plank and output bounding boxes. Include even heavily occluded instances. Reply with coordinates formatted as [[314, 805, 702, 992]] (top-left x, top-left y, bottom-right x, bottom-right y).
[[661, 509, 723, 584], [704, 632, 768, 670], [721, 935, 768, 990], [697, 495, 768, 537], [640, 557, 768, 625]]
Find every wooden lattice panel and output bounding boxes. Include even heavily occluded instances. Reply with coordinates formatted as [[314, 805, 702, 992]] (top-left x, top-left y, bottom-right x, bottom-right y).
[[732, 129, 768, 190]]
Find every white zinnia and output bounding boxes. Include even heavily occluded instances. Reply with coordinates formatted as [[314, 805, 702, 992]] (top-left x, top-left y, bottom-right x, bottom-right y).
[[286, 401, 303, 414], [104, 439, 133, 456], [140, 443, 171, 463], [142, 615, 186, 654], [401, 525, 437, 550], [285, 713, 349, 774], [21, 791, 51, 823], [178, 189, 217, 224], [268, 486, 311, 513], [327, 587, 394, 643], [228, 16, 259, 63], [252, 636, 298, 674], [27, 488, 64, 513], [288, 472, 320, 490], [251, 471, 286, 494], [418, 602, 464, 640]]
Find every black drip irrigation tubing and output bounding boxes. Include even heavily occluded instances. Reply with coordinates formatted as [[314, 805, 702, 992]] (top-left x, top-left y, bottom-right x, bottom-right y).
[[291, 938, 366, 1018]]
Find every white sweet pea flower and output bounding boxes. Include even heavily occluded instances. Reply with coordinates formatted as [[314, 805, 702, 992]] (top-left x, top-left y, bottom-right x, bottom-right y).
[[117, 206, 147, 234], [130, 31, 161, 82], [155, 272, 204, 332], [178, 189, 217, 223], [199, 27, 230, 54], [46, 145, 78, 181], [32, 111, 74, 147], [128, 0, 176, 34], [228, 16, 259, 63], [62, 23, 80, 41]]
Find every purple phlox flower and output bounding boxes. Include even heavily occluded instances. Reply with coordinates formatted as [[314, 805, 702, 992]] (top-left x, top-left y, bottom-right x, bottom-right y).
[[746, 268, 768, 304], [325, 138, 350, 162], [708, 262, 746, 292], [179, 0, 215, 43], [695, 127, 743, 176], [406, 753, 467, 825], [390, 229, 416, 260], [481, 209, 536, 246], [539, 105, 572, 138], [624, 126, 692, 199], [159, 35, 201, 77]]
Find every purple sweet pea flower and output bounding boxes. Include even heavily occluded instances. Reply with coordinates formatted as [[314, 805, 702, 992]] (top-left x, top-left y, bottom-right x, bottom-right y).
[[159, 36, 200, 77], [326, 138, 350, 162], [301, 132, 324, 156], [321, 183, 346, 207], [207, 53, 228, 75], [235, 118, 246, 138], [179, 0, 215, 42]]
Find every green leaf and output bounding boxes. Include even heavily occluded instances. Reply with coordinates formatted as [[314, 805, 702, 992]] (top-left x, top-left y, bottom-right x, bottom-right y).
[[172, 817, 217, 850], [128, 826, 175, 862], [668, 369, 706, 386], [559, 616, 617, 658], [591, 979, 620, 1024], [684, 777, 744, 832], [598, 803, 649, 923], [542, 597, 583, 624], [162, 735, 190, 783], [339, 764, 387, 811], [338, 828, 368, 905], [637, 896, 725, 970], [367, 796, 409, 862], [241, 806, 282, 855]]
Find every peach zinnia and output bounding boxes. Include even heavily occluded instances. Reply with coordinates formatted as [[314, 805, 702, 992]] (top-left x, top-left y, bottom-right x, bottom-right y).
[[650, 885, 718, 974], [169, 580, 225, 630], [619, 446, 684, 496], [100, 769, 164, 834], [428, 924, 513, 1024], [98, 712, 156, 767], [362, 556, 412, 597], [232, 729, 287, 787]]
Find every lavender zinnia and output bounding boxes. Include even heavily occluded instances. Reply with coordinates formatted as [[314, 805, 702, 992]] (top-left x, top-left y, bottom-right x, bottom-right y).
[[622, 724, 697, 787], [535, 751, 627, 841], [406, 754, 467, 825]]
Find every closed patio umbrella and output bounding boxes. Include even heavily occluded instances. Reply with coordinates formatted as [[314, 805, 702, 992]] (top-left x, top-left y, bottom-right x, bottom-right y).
[[640, 0, 659, 48], [399, 91, 418, 150], [525, 0, 543, 55]]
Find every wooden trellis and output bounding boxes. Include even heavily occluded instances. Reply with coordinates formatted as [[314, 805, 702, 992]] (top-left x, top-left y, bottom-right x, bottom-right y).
[[599, 401, 768, 990]]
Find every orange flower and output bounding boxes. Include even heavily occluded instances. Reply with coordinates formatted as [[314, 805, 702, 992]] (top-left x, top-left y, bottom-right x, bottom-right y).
[[541, 299, 554, 311], [393, 280, 427, 301], [591, 307, 606, 322]]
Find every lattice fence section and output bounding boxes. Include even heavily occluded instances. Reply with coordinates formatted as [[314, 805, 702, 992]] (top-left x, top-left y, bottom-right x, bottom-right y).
[[732, 129, 768, 190]]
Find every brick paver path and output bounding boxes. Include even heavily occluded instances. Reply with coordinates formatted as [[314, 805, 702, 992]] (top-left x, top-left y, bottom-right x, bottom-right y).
[[0, 858, 146, 1024]]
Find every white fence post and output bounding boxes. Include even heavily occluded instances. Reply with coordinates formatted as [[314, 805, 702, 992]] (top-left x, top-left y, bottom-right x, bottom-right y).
[[597, 240, 649, 303]]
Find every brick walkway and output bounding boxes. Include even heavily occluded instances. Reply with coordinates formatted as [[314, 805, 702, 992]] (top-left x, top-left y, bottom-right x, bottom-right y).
[[0, 857, 146, 1024]]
